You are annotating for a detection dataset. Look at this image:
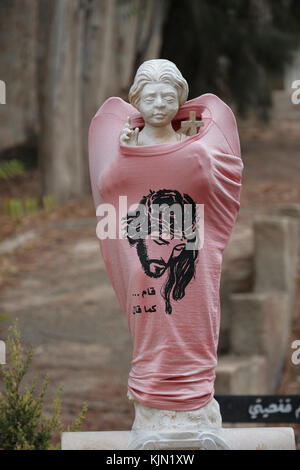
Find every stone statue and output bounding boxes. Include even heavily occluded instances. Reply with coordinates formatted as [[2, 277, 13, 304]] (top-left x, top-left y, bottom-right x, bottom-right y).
[[88, 58, 244, 449], [120, 59, 204, 147]]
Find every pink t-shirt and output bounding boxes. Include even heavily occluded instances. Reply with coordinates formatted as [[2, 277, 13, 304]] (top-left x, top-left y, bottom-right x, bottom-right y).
[[88, 93, 243, 411]]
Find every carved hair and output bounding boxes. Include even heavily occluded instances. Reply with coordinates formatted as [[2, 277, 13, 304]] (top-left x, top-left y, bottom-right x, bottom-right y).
[[128, 59, 189, 110]]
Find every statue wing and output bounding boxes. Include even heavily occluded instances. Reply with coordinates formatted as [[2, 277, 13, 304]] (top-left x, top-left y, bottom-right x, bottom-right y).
[[88, 97, 135, 212], [189, 93, 241, 157], [193, 94, 244, 248]]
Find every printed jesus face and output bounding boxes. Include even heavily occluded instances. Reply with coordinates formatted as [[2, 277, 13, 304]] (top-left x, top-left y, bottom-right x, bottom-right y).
[[138, 82, 180, 128], [123, 189, 200, 314], [138, 231, 186, 278]]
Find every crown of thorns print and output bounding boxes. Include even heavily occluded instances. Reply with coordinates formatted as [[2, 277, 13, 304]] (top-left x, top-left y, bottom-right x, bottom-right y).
[[122, 189, 200, 242]]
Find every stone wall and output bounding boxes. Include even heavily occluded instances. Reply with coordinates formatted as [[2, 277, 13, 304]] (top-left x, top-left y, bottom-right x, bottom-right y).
[[216, 206, 300, 394]]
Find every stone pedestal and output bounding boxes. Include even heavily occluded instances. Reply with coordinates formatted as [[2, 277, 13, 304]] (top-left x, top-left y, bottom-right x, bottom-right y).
[[61, 428, 296, 450]]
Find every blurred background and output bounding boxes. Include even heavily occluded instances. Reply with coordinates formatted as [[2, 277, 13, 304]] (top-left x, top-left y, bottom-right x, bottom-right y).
[[0, 0, 300, 448]]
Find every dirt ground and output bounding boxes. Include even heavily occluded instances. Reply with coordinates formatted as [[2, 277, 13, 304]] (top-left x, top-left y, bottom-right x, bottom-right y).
[[0, 90, 299, 447]]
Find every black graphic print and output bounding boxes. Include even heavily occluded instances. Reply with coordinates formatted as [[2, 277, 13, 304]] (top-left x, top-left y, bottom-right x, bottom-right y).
[[122, 189, 200, 314]]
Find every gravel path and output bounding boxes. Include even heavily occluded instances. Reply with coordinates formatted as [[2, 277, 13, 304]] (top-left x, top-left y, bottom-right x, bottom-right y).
[[0, 223, 134, 431]]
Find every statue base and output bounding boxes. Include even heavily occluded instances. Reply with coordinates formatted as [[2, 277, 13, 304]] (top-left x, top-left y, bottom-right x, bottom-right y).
[[127, 390, 225, 448], [61, 428, 296, 450], [127, 390, 222, 432], [61, 390, 296, 449]]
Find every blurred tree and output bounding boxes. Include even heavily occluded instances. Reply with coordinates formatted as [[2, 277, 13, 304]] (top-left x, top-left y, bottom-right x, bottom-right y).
[[39, 0, 92, 203], [161, 0, 300, 118], [39, 0, 166, 203], [4, 0, 299, 202]]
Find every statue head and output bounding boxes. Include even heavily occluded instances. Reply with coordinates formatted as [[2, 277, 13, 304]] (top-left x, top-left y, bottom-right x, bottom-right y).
[[128, 59, 189, 127]]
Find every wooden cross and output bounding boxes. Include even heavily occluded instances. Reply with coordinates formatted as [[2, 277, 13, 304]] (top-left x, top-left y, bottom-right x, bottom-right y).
[[180, 111, 204, 136]]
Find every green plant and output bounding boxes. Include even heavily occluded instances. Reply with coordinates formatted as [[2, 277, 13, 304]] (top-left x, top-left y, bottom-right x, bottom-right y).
[[0, 314, 9, 323], [0, 319, 88, 450], [3, 198, 24, 220], [42, 195, 58, 213], [2, 194, 58, 219], [0, 160, 25, 180], [24, 198, 39, 216]]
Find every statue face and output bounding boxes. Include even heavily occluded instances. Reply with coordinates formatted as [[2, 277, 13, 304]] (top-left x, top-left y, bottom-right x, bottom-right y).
[[138, 82, 179, 127]]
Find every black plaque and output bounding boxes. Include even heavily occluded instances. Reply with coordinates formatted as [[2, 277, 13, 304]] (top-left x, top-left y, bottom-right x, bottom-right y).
[[214, 395, 300, 423]]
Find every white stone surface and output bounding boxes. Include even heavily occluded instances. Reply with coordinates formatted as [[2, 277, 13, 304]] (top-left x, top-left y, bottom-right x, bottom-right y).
[[120, 59, 189, 146], [61, 428, 296, 450], [127, 392, 222, 433]]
